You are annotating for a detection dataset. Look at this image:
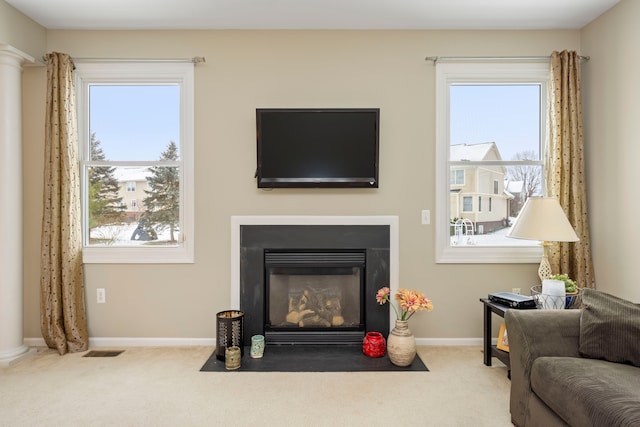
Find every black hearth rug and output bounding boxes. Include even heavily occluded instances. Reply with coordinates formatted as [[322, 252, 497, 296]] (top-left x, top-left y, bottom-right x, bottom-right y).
[[200, 345, 428, 372]]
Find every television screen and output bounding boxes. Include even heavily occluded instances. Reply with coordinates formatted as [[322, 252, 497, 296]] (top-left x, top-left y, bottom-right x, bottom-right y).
[[256, 108, 380, 188]]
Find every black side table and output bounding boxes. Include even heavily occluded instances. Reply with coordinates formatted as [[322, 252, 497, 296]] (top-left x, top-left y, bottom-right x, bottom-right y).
[[479, 298, 511, 370]]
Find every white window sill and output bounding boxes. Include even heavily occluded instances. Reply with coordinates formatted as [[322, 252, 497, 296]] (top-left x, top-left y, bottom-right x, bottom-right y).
[[82, 245, 194, 264], [436, 245, 542, 264]]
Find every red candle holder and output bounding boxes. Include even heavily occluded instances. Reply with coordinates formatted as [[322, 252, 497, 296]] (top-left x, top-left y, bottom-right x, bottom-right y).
[[362, 331, 386, 357]]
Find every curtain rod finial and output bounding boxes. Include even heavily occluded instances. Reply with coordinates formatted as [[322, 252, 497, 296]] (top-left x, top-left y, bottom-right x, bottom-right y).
[[192, 56, 206, 64]]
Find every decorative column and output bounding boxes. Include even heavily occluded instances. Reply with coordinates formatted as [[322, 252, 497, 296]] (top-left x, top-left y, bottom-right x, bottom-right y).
[[0, 44, 35, 366]]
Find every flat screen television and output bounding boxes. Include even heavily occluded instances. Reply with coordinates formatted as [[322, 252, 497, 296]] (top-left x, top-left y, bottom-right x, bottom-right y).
[[256, 108, 380, 188]]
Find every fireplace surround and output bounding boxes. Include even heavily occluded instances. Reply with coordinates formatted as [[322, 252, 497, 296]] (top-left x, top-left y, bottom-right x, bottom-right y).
[[231, 216, 399, 345]]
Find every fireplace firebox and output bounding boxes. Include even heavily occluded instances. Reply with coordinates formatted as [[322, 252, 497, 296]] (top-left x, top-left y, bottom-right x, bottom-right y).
[[265, 250, 365, 344], [239, 224, 390, 345]]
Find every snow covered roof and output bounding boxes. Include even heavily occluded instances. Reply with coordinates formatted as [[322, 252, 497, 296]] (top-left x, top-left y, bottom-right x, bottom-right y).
[[450, 142, 502, 161], [112, 167, 152, 182]]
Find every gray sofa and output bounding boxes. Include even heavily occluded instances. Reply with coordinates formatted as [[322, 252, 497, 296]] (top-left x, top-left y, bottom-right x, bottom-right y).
[[505, 289, 640, 427]]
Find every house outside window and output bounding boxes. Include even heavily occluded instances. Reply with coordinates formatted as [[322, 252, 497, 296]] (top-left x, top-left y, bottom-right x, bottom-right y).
[[75, 62, 194, 263], [436, 62, 547, 263]]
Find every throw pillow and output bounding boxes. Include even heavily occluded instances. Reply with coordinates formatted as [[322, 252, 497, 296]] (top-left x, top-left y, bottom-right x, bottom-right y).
[[579, 289, 640, 367]]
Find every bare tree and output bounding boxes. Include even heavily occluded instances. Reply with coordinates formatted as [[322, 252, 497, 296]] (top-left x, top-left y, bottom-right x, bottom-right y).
[[506, 150, 542, 216]]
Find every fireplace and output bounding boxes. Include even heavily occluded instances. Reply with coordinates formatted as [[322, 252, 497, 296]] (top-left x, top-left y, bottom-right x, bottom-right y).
[[233, 217, 398, 346]]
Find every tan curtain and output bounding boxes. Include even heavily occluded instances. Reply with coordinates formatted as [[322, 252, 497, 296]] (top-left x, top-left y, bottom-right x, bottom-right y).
[[546, 50, 596, 289], [41, 52, 89, 354]]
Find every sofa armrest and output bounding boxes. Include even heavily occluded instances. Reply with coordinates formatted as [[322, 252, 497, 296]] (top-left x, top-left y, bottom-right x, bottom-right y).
[[505, 309, 581, 427]]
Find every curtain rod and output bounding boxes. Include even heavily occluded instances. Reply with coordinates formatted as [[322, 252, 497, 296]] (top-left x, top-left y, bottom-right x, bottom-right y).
[[425, 55, 589, 64], [41, 55, 206, 64]]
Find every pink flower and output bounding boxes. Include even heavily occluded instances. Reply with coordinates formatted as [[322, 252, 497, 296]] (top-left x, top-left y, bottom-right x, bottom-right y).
[[376, 287, 390, 304], [376, 287, 433, 321]]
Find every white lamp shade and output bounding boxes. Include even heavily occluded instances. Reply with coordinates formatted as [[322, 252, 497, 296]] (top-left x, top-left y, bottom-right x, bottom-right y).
[[507, 197, 579, 242]]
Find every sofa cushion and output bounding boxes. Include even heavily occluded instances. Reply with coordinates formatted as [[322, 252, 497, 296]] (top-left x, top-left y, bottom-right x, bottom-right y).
[[531, 357, 640, 427], [579, 289, 640, 367]]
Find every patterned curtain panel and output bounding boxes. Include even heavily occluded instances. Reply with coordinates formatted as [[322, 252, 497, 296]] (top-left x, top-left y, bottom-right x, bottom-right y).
[[41, 52, 89, 354], [546, 50, 596, 289]]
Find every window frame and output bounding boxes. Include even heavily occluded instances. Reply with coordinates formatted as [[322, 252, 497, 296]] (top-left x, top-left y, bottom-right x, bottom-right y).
[[75, 62, 195, 264], [435, 62, 546, 263]]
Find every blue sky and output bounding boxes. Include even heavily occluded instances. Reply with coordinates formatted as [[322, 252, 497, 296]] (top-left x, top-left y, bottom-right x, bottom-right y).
[[89, 85, 180, 161], [449, 84, 541, 161], [89, 83, 539, 162]]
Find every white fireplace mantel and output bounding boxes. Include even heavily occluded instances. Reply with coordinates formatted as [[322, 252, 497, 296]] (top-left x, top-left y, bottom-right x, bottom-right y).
[[230, 215, 399, 330]]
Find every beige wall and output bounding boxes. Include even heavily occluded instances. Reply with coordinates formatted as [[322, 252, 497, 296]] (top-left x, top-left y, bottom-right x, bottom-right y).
[[21, 29, 583, 341], [0, 0, 45, 58], [581, 0, 640, 302]]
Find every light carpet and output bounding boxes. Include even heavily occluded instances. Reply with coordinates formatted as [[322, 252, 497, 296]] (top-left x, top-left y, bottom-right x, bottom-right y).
[[0, 345, 512, 426]]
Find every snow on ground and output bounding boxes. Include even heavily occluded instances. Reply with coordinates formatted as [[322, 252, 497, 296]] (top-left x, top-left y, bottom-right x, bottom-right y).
[[90, 222, 179, 246], [92, 221, 532, 248], [451, 223, 536, 247]]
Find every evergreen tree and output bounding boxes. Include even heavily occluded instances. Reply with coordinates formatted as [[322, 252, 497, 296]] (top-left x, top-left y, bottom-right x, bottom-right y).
[[143, 141, 180, 243], [88, 133, 124, 229]]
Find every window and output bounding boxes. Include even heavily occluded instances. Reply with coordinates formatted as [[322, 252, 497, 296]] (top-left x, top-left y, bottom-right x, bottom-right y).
[[76, 62, 194, 263], [462, 196, 473, 212], [450, 169, 464, 185], [436, 62, 547, 263]]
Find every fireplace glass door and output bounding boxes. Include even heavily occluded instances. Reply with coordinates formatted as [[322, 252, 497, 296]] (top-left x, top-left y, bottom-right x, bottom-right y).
[[264, 250, 365, 344]]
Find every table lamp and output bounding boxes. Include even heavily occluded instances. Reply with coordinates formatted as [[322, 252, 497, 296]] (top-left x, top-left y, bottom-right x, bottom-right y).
[[507, 197, 579, 281]]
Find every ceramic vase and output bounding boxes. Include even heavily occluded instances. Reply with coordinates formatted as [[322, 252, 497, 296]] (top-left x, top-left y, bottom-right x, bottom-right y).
[[362, 331, 386, 357], [386, 320, 416, 367]]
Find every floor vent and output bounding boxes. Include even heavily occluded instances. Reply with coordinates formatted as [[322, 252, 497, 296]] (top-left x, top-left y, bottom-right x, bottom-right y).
[[83, 350, 124, 358]]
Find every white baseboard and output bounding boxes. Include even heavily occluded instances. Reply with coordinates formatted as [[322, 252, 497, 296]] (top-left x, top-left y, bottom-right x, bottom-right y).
[[416, 338, 483, 346], [25, 337, 482, 348], [24, 337, 216, 348]]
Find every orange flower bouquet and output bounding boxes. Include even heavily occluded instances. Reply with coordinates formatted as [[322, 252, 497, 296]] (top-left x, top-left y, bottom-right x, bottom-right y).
[[376, 287, 433, 321]]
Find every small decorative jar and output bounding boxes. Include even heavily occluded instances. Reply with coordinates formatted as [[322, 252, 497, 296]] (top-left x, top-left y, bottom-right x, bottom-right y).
[[250, 334, 265, 358], [362, 331, 386, 358], [225, 346, 241, 370]]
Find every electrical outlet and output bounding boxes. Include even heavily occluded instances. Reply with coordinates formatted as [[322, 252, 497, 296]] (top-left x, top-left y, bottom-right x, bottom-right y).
[[421, 209, 431, 225], [512, 288, 521, 295], [97, 288, 106, 304]]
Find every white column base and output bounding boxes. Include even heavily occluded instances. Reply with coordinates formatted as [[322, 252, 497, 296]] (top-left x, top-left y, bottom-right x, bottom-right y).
[[0, 346, 37, 367]]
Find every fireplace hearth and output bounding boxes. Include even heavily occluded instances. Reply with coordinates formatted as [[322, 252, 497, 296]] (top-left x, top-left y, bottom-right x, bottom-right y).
[[236, 220, 394, 346]]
